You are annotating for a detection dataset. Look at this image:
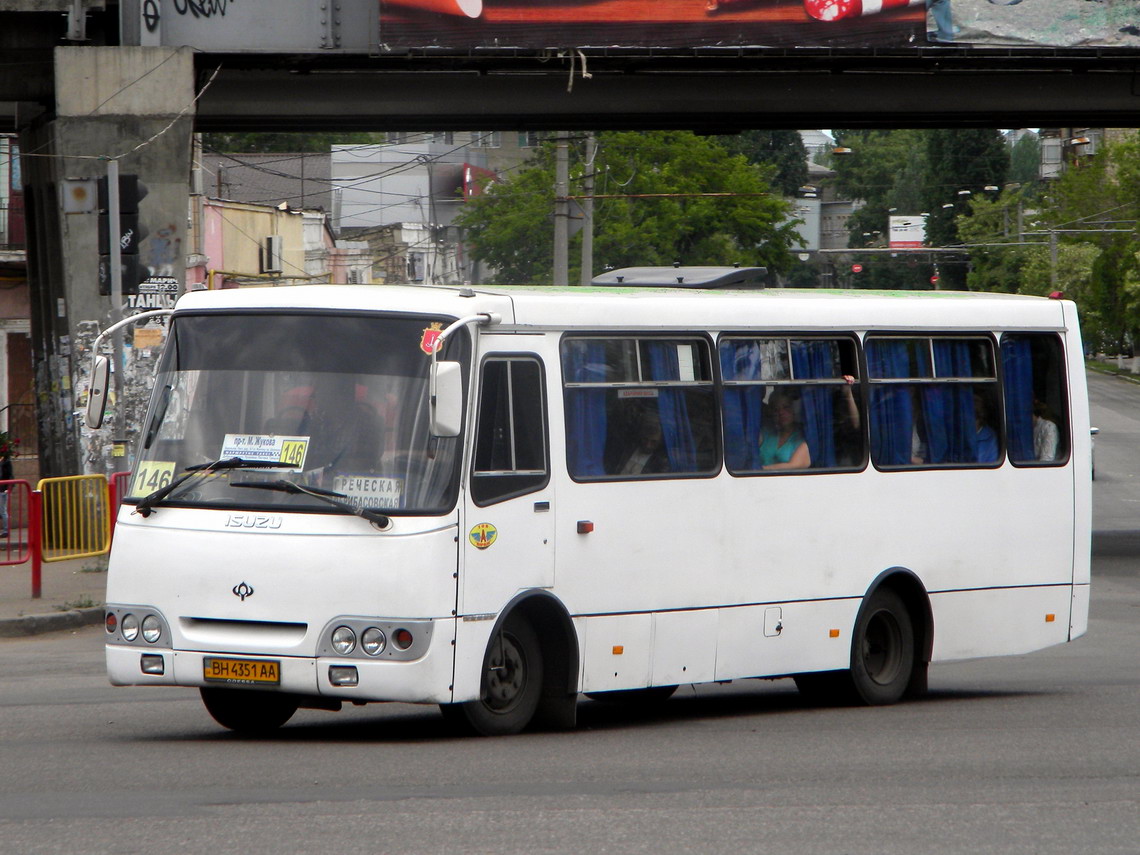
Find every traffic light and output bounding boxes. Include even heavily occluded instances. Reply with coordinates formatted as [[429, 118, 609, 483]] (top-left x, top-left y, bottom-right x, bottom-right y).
[[97, 173, 148, 296]]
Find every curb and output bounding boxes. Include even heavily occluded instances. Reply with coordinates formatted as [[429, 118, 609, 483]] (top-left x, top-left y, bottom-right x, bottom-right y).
[[0, 606, 104, 638]]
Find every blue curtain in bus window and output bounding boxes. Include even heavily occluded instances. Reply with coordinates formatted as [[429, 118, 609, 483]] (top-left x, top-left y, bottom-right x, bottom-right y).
[[645, 341, 697, 470], [563, 341, 608, 476], [791, 341, 836, 468], [866, 340, 913, 466], [922, 341, 979, 463], [1001, 337, 1034, 462], [720, 341, 763, 470]]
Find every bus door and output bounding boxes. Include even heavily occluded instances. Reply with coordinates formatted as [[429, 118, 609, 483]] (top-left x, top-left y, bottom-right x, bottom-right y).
[[460, 351, 554, 615]]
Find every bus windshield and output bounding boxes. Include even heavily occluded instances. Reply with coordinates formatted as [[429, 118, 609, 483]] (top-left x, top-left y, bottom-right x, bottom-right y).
[[126, 311, 467, 516]]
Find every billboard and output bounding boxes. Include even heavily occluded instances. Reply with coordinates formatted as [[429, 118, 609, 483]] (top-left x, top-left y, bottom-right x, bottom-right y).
[[123, 0, 1140, 53], [888, 214, 926, 248], [380, 0, 926, 49]]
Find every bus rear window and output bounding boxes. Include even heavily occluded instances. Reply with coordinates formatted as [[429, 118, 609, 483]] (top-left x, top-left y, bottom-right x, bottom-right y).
[[1001, 333, 1069, 466]]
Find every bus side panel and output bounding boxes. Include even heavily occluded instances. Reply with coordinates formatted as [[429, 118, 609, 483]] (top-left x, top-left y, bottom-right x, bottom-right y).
[[713, 599, 858, 681], [553, 469, 1073, 617], [451, 617, 498, 702], [928, 585, 1074, 662], [650, 609, 719, 687], [1069, 583, 1090, 640], [577, 613, 653, 694]]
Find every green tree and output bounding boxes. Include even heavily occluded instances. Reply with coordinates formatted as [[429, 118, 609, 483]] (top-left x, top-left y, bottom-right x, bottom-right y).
[[1031, 133, 1139, 351], [958, 186, 1036, 294], [719, 130, 809, 197], [922, 129, 1009, 290], [829, 129, 933, 289], [1007, 132, 1041, 190], [457, 131, 801, 284], [831, 129, 928, 233]]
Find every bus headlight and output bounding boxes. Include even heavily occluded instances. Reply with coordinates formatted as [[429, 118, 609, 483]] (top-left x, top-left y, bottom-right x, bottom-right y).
[[331, 625, 357, 655], [121, 613, 140, 642], [361, 627, 386, 656], [141, 615, 162, 644]]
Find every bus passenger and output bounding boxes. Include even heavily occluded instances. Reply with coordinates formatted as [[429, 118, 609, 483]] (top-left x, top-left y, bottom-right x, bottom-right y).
[[617, 410, 669, 475], [974, 391, 999, 463], [759, 389, 811, 470]]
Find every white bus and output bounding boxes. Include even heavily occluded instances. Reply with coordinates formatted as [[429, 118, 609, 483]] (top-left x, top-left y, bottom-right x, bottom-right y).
[[96, 270, 1091, 735]]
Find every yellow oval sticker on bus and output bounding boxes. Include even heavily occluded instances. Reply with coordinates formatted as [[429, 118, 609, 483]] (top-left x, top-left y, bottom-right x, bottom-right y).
[[469, 523, 498, 550]]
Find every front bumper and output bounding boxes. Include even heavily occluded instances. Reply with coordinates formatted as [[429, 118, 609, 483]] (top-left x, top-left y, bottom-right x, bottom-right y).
[[106, 618, 457, 704]]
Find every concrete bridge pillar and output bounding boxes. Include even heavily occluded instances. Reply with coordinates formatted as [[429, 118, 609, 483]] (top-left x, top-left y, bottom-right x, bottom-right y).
[[20, 46, 193, 476]]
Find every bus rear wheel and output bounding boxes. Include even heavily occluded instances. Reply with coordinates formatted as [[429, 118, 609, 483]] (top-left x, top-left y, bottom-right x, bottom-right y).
[[850, 588, 915, 705], [442, 614, 543, 736], [200, 687, 298, 734]]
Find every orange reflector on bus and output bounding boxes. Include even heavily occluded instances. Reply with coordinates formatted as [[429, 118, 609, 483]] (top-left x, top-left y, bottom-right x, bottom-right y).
[[612, 645, 624, 655], [1045, 613, 1056, 622], [577, 521, 594, 534], [829, 629, 840, 638]]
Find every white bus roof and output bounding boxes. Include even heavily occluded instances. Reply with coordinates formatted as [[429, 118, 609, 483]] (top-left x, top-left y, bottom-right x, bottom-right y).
[[174, 284, 1072, 333]]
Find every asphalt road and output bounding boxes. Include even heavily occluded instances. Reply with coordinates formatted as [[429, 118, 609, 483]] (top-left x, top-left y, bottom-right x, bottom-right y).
[[0, 370, 1136, 855]]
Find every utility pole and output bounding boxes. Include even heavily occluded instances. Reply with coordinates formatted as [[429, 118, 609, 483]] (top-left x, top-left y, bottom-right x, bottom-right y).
[[1049, 230, 1058, 291], [553, 134, 570, 286], [1023, 227, 1133, 293], [579, 133, 596, 287]]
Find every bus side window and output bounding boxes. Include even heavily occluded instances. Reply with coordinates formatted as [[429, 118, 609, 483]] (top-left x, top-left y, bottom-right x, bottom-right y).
[[471, 357, 549, 506], [1001, 333, 1069, 466], [563, 336, 718, 481], [720, 336, 863, 474], [868, 335, 1002, 468]]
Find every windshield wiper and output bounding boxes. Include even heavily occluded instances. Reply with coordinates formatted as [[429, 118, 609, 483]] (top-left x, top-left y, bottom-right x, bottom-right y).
[[231, 479, 391, 527], [134, 457, 293, 517]]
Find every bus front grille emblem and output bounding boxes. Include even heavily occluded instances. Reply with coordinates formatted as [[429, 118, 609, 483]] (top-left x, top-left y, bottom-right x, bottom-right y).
[[232, 582, 254, 601]]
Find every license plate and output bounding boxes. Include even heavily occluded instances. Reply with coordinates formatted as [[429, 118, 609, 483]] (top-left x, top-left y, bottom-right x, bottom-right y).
[[203, 657, 281, 685]]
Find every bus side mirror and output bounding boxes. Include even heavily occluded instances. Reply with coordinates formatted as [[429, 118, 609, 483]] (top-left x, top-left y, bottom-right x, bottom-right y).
[[430, 361, 463, 437], [85, 355, 110, 429]]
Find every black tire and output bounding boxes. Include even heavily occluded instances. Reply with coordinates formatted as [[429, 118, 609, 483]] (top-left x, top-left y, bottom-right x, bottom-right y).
[[200, 687, 298, 734], [442, 614, 543, 736], [849, 588, 915, 705], [585, 685, 678, 705]]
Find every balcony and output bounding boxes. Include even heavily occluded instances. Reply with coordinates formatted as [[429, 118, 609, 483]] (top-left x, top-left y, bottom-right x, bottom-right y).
[[0, 200, 26, 252]]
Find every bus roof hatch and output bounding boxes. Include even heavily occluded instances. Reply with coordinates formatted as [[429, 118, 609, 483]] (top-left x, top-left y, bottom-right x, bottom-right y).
[[591, 266, 767, 289]]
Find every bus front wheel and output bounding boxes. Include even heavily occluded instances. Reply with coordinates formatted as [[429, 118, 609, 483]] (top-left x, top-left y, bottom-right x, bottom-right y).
[[441, 614, 543, 736], [200, 687, 298, 734], [849, 588, 915, 706]]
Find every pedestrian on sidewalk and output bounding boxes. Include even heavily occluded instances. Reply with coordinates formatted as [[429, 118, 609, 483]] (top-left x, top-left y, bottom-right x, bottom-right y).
[[0, 430, 18, 538]]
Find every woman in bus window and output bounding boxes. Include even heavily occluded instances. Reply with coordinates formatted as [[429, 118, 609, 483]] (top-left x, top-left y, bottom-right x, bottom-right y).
[[759, 389, 811, 470]]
